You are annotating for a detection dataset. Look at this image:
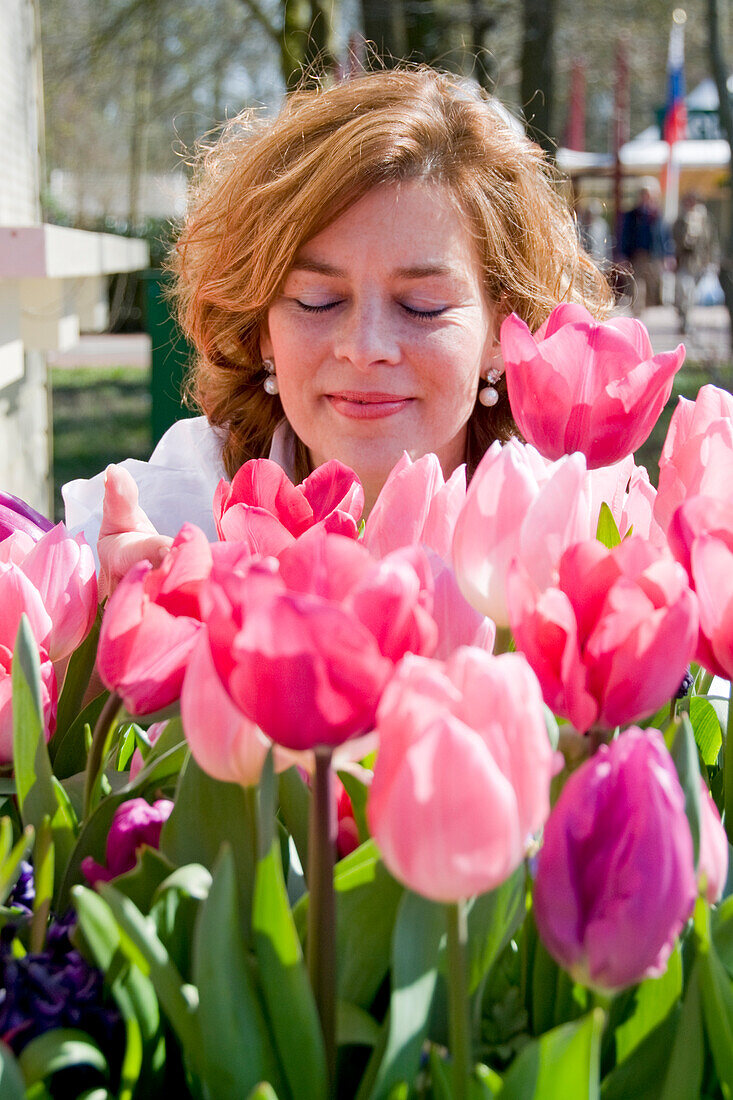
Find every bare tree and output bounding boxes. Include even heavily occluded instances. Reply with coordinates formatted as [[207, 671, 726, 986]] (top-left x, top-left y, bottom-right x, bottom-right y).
[[520, 0, 556, 155]]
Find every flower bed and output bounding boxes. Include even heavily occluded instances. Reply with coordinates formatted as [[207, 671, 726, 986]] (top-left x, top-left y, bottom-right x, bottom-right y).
[[1, 306, 732, 1099]]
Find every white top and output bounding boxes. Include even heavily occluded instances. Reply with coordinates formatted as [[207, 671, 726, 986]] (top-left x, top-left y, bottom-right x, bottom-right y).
[[62, 416, 298, 552]]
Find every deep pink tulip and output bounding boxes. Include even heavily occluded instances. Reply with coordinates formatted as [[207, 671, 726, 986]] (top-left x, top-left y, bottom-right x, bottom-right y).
[[203, 529, 436, 750], [10, 524, 98, 661], [363, 452, 466, 561], [81, 797, 173, 886], [0, 642, 57, 764], [0, 490, 53, 542], [452, 439, 592, 627], [534, 728, 696, 992], [667, 494, 733, 679], [507, 537, 699, 732], [336, 778, 361, 859], [97, 523, 215, 714], [181, 630, 274, 787], [655, 384, 733, 532], [501, 304, 684, 469], [368, 648, 555, 902], [698, 778, 728, 904], [214, 458, 364, 553]]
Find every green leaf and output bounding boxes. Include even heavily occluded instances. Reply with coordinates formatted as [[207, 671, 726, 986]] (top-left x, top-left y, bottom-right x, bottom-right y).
[[12, 617, 58, 832], [713, 894, 733, 976], [699, 937, 733, 1095], [93, 882, 202, 1071], [160, 754, 257, 940], [110, 845, 177, 913], [51, 694, 107, 780], [278, 766, 310, 871], [596, 503, 622, 549], [600, 1008, 680, 1100], [252, 839, 328, 1099], [670, 714, 702, 866], [688, 696, 724, 767], [474, 1063, 503, 1098], [0, 823, 33, 906], [337, 1001, 381, 1048], [659, 962, 704, 1100], [30, 816, 54, 954], [337, 769, 370, 847], [467, 867, 526, 996], [501, 1009, 603, 1100], [367, 891, 445, 1100], [429, 1045, 452, 1100], [334, 839, 404, 1009], [18, 1028, 108, 1087], [193, 845, 285, 1100], [151, 863, 213, 978], [614, 945, 683, 1063], [246, 1086, 281, 1100], [0, 1041, 26, 1100], [51, 606, 102, 751]]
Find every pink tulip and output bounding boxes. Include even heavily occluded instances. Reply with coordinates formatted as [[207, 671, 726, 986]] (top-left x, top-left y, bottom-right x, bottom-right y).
[[214, 458, 364, 553], [655, 384, 733, 532], [533, 728, 696, 992], [667, 494, 733, 679], [0, 561, 53, 657], [336, 778, 361, 859], [698, 778, 728, 904], [426, 551, 495, 660], [11, 524, 97, 660], [81, 797, 173, 886], [501, 304, 684, 469], [368, 648, 555, 902], [181, 630, 274, 787], [203, 529, 436, 750], [452, 439, 592, 627], [363, 452, 466, 561], [0, 642, 57, 764], [507, 537, 698, 732], [97, 523, 214, 714], [584, 456, 666, 551]]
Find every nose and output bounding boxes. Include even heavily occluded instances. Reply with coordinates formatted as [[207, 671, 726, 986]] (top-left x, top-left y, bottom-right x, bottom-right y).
[[332, 296, 402, 370]]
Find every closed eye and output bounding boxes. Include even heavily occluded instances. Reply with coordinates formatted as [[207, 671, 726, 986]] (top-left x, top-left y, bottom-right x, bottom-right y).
[[295, 299, 343, 313], [401, 304, 448, 320]]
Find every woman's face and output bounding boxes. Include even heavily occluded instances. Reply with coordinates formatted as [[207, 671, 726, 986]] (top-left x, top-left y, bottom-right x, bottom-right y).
[[261, 181, 498, 506]]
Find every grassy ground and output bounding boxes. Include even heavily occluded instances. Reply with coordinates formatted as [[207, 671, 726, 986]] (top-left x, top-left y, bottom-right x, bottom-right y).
[[51, 360, 733, 524], [51, 366, 152, 521]]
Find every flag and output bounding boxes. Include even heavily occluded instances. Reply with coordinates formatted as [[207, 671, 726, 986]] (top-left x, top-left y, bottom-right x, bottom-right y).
[[663, 17, 687, 146]]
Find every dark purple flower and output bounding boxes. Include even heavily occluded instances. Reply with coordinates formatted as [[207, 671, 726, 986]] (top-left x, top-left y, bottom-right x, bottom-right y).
[[6, 860, 34, 916], [0, 912, 121, 1058], [0, 492, 53, 543]]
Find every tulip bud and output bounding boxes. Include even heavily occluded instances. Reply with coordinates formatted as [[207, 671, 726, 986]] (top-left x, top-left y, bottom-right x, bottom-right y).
[[698, 778, 728, 905], [0, 490, 53, 543], [81, 798, 173, 886], [533, 728, 696, 993]]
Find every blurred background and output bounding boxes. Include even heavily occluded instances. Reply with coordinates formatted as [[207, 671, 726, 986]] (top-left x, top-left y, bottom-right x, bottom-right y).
[[3, 0, 733, 518]]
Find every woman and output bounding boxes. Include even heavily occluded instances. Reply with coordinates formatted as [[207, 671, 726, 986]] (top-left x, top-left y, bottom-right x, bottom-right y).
[[64, 66, 612, 588]]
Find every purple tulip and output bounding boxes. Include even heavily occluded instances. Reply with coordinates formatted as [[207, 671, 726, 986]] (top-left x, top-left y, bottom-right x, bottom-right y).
[[533, 727, 696, 993], [0, 491, 53, 542], [81, 797, 174, 886]]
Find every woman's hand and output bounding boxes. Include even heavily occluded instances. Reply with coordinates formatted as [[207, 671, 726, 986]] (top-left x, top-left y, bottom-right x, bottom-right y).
[[97, 465, 173, 600]]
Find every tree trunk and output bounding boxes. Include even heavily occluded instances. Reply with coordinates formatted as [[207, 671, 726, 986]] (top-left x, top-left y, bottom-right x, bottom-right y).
[[520, 0, 557, 156], [360, 0, 405, 63], [468, 0, 496, 90], [707, 0, 733, 351]]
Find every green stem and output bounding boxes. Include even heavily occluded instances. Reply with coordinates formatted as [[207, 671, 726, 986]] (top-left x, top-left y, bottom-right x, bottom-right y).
[[725, 686, 733, 846], [83, 691, 121, 821], [697, 669, 715, 696], [493, 626, 513, 655], [446, 900, 471, 1100], [307, 747, 337, 1092]]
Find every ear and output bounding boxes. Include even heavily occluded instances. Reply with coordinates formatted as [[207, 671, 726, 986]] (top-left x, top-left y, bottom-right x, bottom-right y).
[[259, 321, 274, 362], [480, 303, 506, 379]]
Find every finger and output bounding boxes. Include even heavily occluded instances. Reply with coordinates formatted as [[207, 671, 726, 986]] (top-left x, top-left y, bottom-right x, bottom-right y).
[[99, 465, 158, 537]]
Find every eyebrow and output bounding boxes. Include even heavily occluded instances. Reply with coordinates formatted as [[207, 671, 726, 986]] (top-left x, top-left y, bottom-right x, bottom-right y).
[[289, 259, 462, 280]]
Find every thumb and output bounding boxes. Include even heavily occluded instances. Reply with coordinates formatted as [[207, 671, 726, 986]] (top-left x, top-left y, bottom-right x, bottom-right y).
[[99, 465, 158, 537]]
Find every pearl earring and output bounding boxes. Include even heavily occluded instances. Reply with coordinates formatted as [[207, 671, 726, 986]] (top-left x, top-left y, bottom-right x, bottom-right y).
[[263, 358, 279, 396], [478, 365, 503, 408]]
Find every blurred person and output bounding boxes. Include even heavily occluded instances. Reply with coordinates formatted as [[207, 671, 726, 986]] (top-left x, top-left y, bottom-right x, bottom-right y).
[[620, 179, 668, 314], [673, 191, 716, 332], [578, 199, 611, 269]]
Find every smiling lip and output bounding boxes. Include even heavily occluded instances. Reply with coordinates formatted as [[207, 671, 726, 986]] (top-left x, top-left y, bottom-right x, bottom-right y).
[[327, 391, 413, 419]]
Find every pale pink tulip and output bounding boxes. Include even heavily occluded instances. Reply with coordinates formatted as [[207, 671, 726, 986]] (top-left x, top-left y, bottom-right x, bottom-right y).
[[368, 648, 555, 902], [14, 524, 97, 660], [426, 551, 495, 659], [534, 727, 696, 992], [584, 457, 666, 550], [203, 530, 436, 750], [0, 642, 57, 764], [667, 494, 733, 679], [363, 452, 466, 560], [507, 537, 699, 732], [0, 561, 53, 656], [501, 304, 684, 468], [698, 778, 728, 904], [655, 385, 733, 531], [214, 458, 364, 552], [97, 523, 214, 714], [452, 439, 591, 627]]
